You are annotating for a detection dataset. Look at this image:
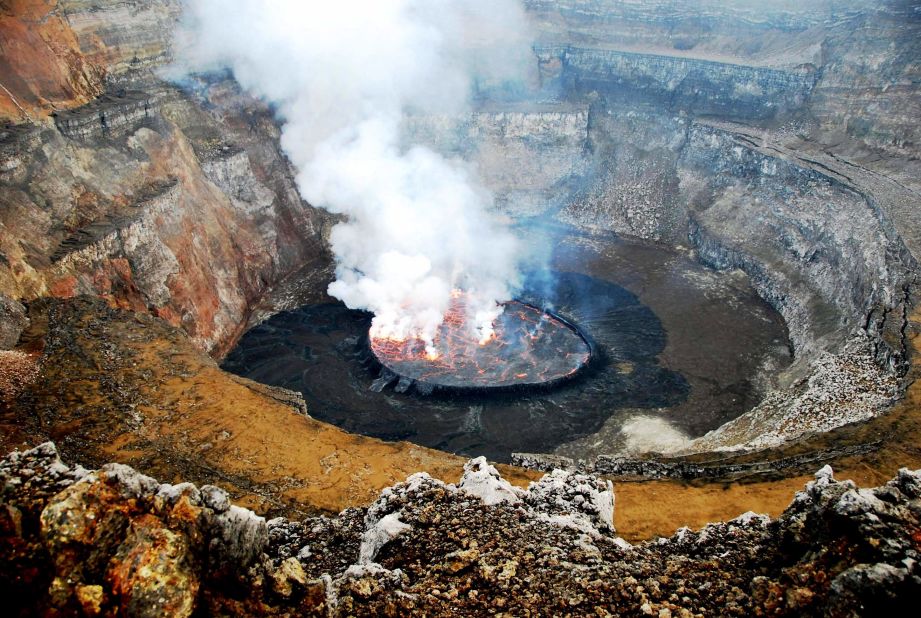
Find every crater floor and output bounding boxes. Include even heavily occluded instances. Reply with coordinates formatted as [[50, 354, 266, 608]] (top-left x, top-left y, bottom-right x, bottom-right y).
[[223, 226, 792, 461]]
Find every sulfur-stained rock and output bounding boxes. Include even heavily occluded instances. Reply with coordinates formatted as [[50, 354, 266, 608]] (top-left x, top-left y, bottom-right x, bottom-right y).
[[106, 514, 198, 618], [4, 443, 921, 616], [40, 474, 133, 580], [270, 556, 308, 597], [75, 583, 106, 616]]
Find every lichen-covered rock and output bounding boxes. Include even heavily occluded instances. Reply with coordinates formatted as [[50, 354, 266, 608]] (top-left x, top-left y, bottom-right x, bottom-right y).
[[105, 515, 198, 618], [1, 443, 270, 616]]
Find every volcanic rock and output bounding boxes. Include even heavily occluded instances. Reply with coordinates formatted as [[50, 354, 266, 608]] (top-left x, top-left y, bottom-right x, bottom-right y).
[[2, 443, 920, 616]]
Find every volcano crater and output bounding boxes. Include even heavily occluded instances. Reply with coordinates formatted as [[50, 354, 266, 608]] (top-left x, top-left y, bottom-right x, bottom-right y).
[[222, 230, 793, 462]]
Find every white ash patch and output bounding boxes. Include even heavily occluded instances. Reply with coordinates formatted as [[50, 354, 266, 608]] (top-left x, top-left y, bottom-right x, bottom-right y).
[[358, 513, 411, 563], [209, 504, 268, 567], [156, 482, 202, 506], [731, 511, 770, 527], [458, 459, 616, 535], [98, 463, 160, 499], [617, 416, 691, 456], [525, 468, 615, 534], [458, 456, 524, 505], [356, 472, 447, 564]]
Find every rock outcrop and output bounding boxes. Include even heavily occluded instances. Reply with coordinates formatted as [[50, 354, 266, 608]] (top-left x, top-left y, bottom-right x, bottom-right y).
[[0, 0, 333, 355], [0, 80, 333, 355], [2, 444, 919, 616], [409, 0, 921, 454], [537, 45, 816, 119]]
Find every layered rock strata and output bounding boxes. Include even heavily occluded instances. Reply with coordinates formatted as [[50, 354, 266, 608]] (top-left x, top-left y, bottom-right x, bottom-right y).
[[0, 1, 334, 356]]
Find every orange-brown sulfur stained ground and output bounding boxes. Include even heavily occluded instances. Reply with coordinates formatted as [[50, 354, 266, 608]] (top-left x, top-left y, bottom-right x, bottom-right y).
[[3, 297, 538, 518], [5, 297, 921, 542]]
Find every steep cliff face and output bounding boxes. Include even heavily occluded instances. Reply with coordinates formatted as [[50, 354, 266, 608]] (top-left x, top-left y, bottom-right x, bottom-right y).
[[398, 0, 921, 453], [0, 0, 333, 354], [58, 0, 180, 86], [1, 83, 331, 353], [679, 123, 915, 360], [808, 3, 921, 156], [537, 45, 817, 119], [404, 107, 590, 216], [523, 0, 876, 58], [448, 2, 921, 358], [0, 0, 180, 122], [2, 0, 921, 462], [555, 105, 689, 240], [525, 0, 921, 155], [0, 0, 105, 122]]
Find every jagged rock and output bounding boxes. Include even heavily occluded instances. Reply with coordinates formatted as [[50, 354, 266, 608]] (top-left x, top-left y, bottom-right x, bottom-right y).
[[0, 294, 28, 350], [270, 556, 308, 597], [458, 456, 523, 505], [75, 583, 105, 616], [106, 517, 198, 618], [524, 468, 615, 533], [1, 444, 920, 614], [511, 452, 576, 472], [537, 44, 816, 119]]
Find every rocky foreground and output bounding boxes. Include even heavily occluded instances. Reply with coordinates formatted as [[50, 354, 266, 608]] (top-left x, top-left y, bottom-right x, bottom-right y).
[[1, 444, 918, 616]]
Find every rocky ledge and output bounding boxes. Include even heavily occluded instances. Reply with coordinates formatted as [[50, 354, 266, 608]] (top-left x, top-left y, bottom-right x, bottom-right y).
[[2, 444, 919, 616]]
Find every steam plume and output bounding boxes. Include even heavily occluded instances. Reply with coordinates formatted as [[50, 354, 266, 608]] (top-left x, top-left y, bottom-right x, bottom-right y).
[[171, 0, 533, 349]]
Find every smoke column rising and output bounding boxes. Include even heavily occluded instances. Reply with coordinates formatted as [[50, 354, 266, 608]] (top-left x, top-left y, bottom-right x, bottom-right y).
[[172, 0, 533, 351]]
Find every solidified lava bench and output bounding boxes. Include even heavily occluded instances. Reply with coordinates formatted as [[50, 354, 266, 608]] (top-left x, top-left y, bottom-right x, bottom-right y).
[[367, 299, 594, 395]]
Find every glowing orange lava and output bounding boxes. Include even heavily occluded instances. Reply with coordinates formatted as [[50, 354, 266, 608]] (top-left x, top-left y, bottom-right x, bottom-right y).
[[369, 291, 591, 391]]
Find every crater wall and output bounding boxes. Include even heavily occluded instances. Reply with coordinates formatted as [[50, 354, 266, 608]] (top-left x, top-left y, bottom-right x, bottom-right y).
[[0, 0, 335, 355], [2, 0, 921, 456]]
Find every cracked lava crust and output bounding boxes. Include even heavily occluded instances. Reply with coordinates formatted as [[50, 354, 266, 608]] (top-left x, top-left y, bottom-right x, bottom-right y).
[[368, 296, 593, 394]]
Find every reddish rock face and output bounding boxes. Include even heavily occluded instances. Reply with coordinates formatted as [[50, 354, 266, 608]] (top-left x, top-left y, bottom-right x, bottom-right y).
[[5, 445, 266, 616], [105, 514, 199, 618], [0, 0, 105, 122], [0, 0, 333, 356], [1, 115, 333, 354]]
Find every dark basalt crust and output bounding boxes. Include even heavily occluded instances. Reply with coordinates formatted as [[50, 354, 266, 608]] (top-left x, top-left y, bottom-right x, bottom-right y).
[[365, 301, 596, 396]]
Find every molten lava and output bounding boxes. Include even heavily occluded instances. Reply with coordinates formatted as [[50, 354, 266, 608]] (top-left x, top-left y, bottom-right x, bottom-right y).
[[369, 291, 592, 391]]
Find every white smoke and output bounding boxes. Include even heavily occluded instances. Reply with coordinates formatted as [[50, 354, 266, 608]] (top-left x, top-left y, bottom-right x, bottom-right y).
[[171, 0, 533, 350]]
